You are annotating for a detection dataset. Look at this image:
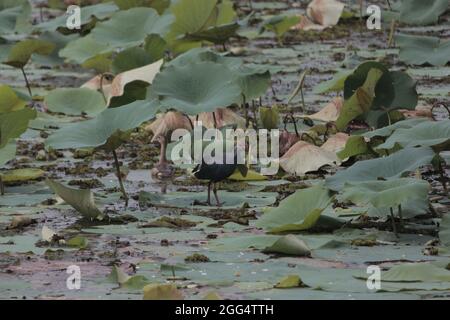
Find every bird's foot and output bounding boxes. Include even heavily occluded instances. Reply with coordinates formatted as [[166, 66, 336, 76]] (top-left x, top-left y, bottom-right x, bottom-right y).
[[151, 162, 174, 180]]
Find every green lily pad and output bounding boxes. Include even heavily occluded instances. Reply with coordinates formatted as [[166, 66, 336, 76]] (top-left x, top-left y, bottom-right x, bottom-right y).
[[341, 178, 430, 210], [355, 262, 450, 282], [153, 61, 242, 115], [396, 34, 450, 66], [59, 35, 111, 65], [0, 107, 37, 149], [336, 68, 383, 130], [389, 71, 418, 110], [344, 61, 394, 110], [0, 142, 16, 167], [255, 184, 333, 233], [0, 0, 31, 34], [399, 0, 448, 25], [45, 100, 159, 152], [91, 7, 173, 50], [376, 120, 450, 151], [326, 147, 436, 191], [46, 179, 105, 220], [263, 235, 311, 256], [337, 136, 369, 160], [108, 265, 149, 290], [36, 3, 118, 32], [2, 39, 55, 68], [45, 88, 107, 116], [0, 85, 26, 113], [364, 118, 429, 139], [261, 15, 300, 41]]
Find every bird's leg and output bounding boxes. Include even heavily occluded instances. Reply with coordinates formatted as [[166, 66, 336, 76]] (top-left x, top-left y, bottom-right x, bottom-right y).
[[213, 183, 222, 207], [158, 135, 169, 167], [205, 181, 212, 206]]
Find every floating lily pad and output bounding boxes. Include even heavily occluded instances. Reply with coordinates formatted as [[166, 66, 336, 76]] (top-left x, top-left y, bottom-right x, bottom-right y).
[[326, 147, 436, 191], [341, 178, 430, 212], [0, 85, 26, 113], [399, 0, 448, 25], [46, 100, 159, 151], [0, 108, 36, 149], [396, 34, 450, 66], [256, 184, 333, 233], [91, 7, 173, 50], [46, 179, 105, 220], [376, 120, 450, 151], [45, 88, 107, 116], [153, 62, 242, 115]]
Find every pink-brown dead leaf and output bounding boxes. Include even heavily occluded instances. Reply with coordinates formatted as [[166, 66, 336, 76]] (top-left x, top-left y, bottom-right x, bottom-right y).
[[306, 97, 344, 122], [280, 141, 339, 175], [194, 108, 246, 129], [81, 59, 164, 106], [321, 132, 349, 154], [294, 0, 345, 31]]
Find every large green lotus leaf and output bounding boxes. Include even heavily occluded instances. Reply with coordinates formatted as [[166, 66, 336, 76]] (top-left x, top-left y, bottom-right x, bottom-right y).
[[355, 263, 450, 282], [0, 108, 37, 149], [81, 52, 112, 73], [337, 136, 368, 160], [45, 100, 159, 151], [152, 62, 242, 115], [91, 8, 173, 49], [46, 179, 105, 220], [388, 71, 418, 110], [344, 61, 394, 110], [183, 22, 240, 45], [399, 0, 448, 25], [377, 120, 450, 151], [167, 49, 271, 101], [341, 178, 430, 209], [44, 88, 107, 116], [59, 35, 110, 64], [36, 3, 118, 32], [0, 141, 16, 166], [396, 34, 450, 66], [368, 198, 429, 219], [0, 85, 26, 113], [111, 47, 154, 74], [169, 0, 218, 36], [364, 118, 428, 139], [113, 0, 170, 14], [336, 68, 384, 130], [325, 147, 436, 191], [3, 39, 55, 68], [255, 184, 333, 234], [33, 32, 79, 66], [0, 1, 31, 35], [237, 65, 271, 101], [0, 0, 31, 35], [143, 34, 167, 62]]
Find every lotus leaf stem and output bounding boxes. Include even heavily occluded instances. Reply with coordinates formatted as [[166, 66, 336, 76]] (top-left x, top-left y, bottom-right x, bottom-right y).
[[390, 207, 399, 238], [21, 67, 32, 98], [112, 149, 129, 207]]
